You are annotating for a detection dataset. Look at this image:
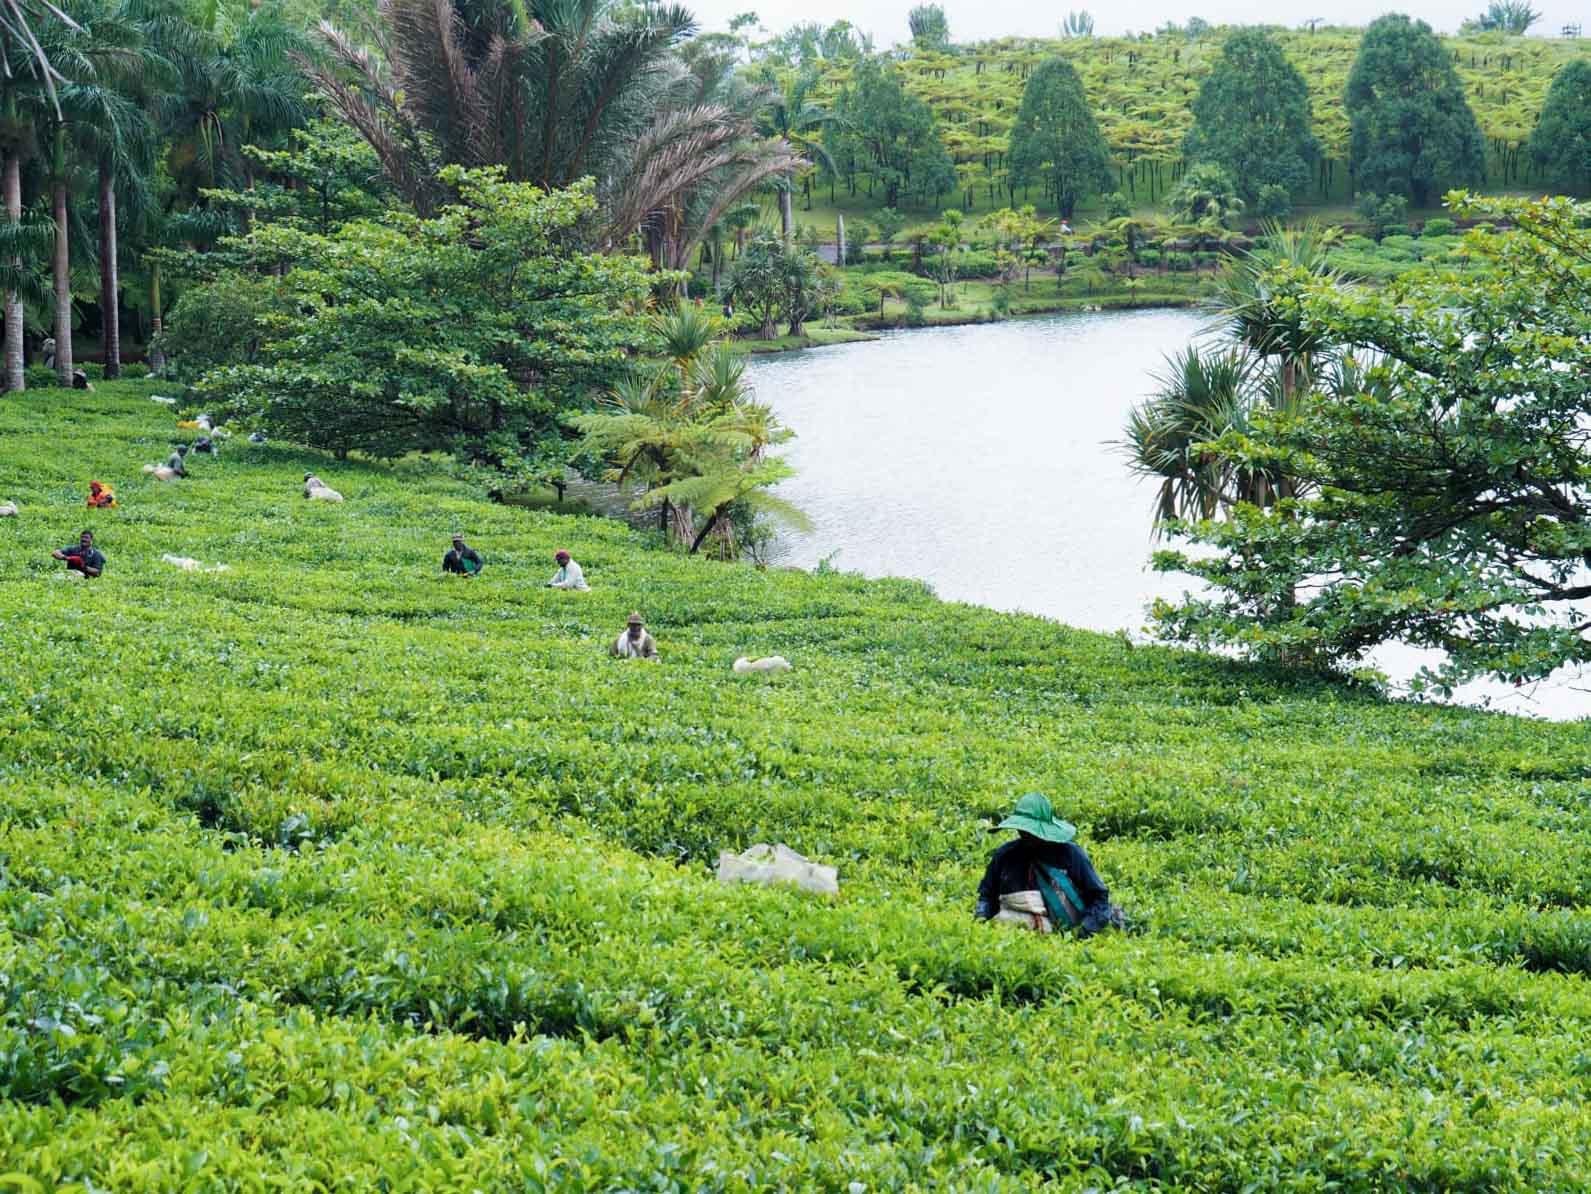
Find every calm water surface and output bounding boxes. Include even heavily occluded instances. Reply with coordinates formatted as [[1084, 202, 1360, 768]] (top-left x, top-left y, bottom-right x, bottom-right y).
[[752, 310, 1588, 721]]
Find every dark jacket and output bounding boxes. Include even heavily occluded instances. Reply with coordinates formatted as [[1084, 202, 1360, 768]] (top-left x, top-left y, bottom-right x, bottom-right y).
[[443, 546, 483, 575], [976, 836, 1111, 932], [60, 545, 106, 576]]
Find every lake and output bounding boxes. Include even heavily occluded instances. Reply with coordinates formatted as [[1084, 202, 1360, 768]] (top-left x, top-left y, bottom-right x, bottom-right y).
[[753, 309, 1589, 721]]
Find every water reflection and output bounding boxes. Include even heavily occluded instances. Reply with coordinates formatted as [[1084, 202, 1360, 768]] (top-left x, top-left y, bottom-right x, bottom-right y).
[[751, 310, 1588, 721]]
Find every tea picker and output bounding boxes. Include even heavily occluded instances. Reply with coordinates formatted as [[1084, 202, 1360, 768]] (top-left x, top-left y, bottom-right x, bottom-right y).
[[975, 793, 1127, 936]]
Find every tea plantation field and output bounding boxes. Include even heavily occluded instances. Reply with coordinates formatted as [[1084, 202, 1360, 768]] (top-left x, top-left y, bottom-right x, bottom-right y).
[[2, 382, 1589, 1190]]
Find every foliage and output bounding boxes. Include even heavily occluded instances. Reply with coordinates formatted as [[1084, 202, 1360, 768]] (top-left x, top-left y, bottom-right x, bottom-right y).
[[1462, 0, 1540, 34], [1254, 183, 1291, 221], [1006, 57, 1113, 220], [727, 230, 823, 338], [1168, 162, 1244, 224], [157, 271, 291, 383], [823, 58, 956, 210], [310, 0, 800, 259], [1059, 10, 1094, 38], [1528, 59, 1591, 196], [1150, 193, 1591, 687], [1184, 30, 1318, 203], [763, 25, 1587, 224], [1346, 15, 1487, 207], [0, 380, 1589, 1188], [1355, 191, 1410, 240], [571, 313, 806, 554], [196, 168, 654, 471], [907, 3, 949, 51]]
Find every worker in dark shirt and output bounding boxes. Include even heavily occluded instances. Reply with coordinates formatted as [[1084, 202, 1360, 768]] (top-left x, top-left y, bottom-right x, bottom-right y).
[[53, 530, 106, 578], [975, 792, 1123, 936], [442, 534, 483, 576]]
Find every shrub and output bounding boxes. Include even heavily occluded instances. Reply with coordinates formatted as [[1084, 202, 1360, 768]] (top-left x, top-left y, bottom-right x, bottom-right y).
[[159, 272, 292, 385], [1254, 183, 1292, 221], [1421, 217, 1456, 238]]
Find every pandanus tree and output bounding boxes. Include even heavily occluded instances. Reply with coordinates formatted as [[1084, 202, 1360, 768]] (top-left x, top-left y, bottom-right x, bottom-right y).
[[1121, 347, 1265, 529], [311, 0, 800, 256], [1121, 221, 1347, 531]]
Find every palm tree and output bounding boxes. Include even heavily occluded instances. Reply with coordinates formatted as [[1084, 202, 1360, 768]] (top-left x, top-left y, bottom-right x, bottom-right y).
[[161, 3, 307, 201], [1209, 219, 1341, 410], [1120, 346, 1268, 530], [311, 0, 801, 253], [36, 0, 146, 384], [0, 8, 70, 390], [756, 67, 832, 239]]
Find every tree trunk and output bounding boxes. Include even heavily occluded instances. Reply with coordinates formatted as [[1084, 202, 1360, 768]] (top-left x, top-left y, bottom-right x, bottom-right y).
[[99, 159, 120, 380], [53, 176, 73, 385], [689, 508, 720, 554], [148, 260, 165, 373], [780, 186, 793, 241], [3, 154, 20, 393]]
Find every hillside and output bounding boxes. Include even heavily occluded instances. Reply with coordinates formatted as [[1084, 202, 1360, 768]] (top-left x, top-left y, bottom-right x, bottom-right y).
[[788, 28, 1591, 221], [3, 382, 1590, 1188]]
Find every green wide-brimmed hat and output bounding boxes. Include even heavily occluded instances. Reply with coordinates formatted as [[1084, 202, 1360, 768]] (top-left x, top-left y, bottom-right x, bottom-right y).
[[996, 792, 1076, 844]]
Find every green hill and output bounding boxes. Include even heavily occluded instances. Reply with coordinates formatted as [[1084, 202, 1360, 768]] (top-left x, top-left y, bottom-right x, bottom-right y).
[[3, 381, 1590, 1188], [787, 29, 1590, 221]]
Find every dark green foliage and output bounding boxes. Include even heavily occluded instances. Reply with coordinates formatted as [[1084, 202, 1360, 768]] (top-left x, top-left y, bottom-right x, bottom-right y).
[[907, 3, 949, 50], [1152, 195, 1591, 687], [1529, 59, 1591, 195], [825, 60, 956, 210], [1184, 30, 1319, 202], [1254, 184, 1292, 220], [1355, 191, 1410, 240], [158, 273, 292, 384], [728, 232, 823, 338], [195, 169, 653, 471], [1345, 15, 1486, 207], [1006, 58, 1113, 220], [1464, 0, 1541, 33]]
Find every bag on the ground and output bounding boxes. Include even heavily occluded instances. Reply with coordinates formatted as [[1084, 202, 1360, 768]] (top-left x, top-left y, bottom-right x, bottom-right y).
[[716, 843, 838, 894]]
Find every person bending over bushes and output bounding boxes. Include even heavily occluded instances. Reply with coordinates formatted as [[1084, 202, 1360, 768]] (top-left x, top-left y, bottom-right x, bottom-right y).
[[547, 549, 588, 590], [611, 612, 658, 660], [85, 481, 116, 508], [53, 530, 105, 578], [975, 793, 1125, 936], [443, 534, 483, 576]]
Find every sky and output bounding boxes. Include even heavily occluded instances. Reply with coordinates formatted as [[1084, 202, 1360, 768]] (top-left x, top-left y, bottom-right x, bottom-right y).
[[687, 0, 1582, 43]]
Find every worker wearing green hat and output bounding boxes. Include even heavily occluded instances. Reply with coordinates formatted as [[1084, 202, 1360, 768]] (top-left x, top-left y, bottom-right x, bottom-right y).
[[975, 793, 1125, 936]]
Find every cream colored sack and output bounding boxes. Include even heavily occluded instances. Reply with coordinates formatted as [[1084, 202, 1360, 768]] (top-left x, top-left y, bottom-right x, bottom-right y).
[[716, 843, 838, 894], [994, 889, 1054, 933]]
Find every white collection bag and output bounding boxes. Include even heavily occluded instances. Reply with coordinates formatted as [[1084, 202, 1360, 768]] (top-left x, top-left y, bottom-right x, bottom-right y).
[[716, 843, 838, 895]]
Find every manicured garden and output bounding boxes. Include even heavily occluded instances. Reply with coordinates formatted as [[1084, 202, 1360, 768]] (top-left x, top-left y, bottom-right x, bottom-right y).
[[1, 382, 1587, 1188]]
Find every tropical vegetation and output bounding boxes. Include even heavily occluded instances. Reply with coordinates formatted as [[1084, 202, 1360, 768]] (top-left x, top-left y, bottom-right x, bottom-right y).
[[1134, 195, 1591, 691]]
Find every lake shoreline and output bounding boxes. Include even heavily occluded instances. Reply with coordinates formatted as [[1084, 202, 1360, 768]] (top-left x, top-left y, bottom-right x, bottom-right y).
[[743, 292, 1204, 354]]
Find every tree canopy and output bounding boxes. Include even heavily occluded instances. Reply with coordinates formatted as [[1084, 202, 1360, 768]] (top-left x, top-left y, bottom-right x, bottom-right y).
[[1148, 194, 1591, 690], [825, 59, 955, 210], [1184, 30, 1319, 202], [1529, 59, 1591, 196], [195, 168, 654, 471], [1006, 57, 1113, 220], [1345, 15, 1486, 207]]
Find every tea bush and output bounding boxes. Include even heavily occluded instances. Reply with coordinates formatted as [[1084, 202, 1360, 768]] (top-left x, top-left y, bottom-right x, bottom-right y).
[[0, 382, 1588, 1189]]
